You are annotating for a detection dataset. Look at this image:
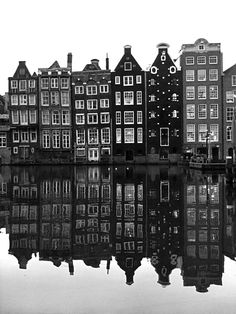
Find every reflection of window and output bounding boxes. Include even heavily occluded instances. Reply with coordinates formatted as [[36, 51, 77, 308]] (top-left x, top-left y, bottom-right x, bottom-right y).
[[124, 222, 135, 237], [125, 184, 135, 201], [124, 128, 134, 143], [187, 245, 196, 257], [187, 230, 196, 242], [160, 181, 169, 202], [187, 208, 196, 225], [186, 70, 194, 81], [199, 230, 208, 242], [187, 185, 196, 204], [210, 209, 219, 226], [199, 245, 208, 259], [124, 204, 135, 218], [199, 209, 207, 225], [187, 124, 195, 142], [211, 245, 219, 259]]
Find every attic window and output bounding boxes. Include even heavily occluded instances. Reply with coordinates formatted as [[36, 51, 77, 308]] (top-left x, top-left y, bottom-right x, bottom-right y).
[[19, 68, 25, 75], [198, 44, 205, 51], [124, 62, 132, 71]]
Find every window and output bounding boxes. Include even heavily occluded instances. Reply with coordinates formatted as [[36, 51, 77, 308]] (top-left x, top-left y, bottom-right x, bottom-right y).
[[62, 110, 70, 125], [51, 78, 58, 88], [197, 56, 206, 64], [100, 112, 110, 124], [186, 86, 195, 100], [116, 128, 121, 143], [29, 110, 37, 124], [30, 131, 37, 142], [198, 104, 207, 119], [100, 99, 109, 108], [209, 56, 218, 64], [209, 69, 218, 81], [186, 70, 195, 81], [136, 75, 142, 84], [101, 128, 110, 144], [137, 111, 142, 124], [87, 113, 98, 124], [29, 95, 36, 106], [41, 91, 49, 106], [88, 129, 98, 144], [187, 124, 195, 142], [232, 75, 236, 86], [41, 78, 49, 89], [75, 85, 84, 94], [186, 104, 195, 119], [19, 94, 27, 105], [226, 91, 234, 103], [160, 128, 169, 146], [198, 44, 205, 51], [86, 85, 97, 95], [61, 91, 69, 106], [124, 62, 132, 71], [87, 99, 97, 110], [123, 76, 133, 86], [42, 110, 50, 125], [186, 56, 194, 65], [20, 110, 28, 125], [210, 124, 219, 142], [124, 91, 134, 105], [137, 91, 142, 104], [11, 80, 17, 89], [100, 85, 109, 93], [19, 80, 27, 91], [198, 86, 206, 99], [115, 92, 121, 105], [61, 78, 69, 89], [116, 111, 121, 124], [12, 111, 19, 124], [124, 111, 134, 124], [137, 128, 143, 143], [124, 128, 134, 143], [29, 80, 35, 88], [42, 131, 50, 148], [21, 131, 29, 142], [226, 126, 232, 141], [76, 114, 85, 124], [209, 86, 218, 99], [198, 70, 206, 81], [51, 91, 59, 105], [12, 131, 19, 142], [52, 130, 60, 148], [115, 76, 120, 84], [62, 130, 70, 148], [75, 100, 84, 109], [226, 107, 234, 122], [0, 132, 7, 147], [76, 129, 85, 144], [210, 104, 218, 119], [198, 124, 207, 142], [52, 111, 60, 125]]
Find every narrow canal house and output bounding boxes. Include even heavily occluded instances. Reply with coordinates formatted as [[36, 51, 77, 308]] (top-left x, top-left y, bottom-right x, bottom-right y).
[[38, 54, 72, 163], [146, 43, 182, 163], [8, 62, 38, 164], [111, 45, 146, 163], [180, 38, 223, 161], [223, 64, 236, 160], [72, 58, 112, 163], [0, 95, 10, 164]]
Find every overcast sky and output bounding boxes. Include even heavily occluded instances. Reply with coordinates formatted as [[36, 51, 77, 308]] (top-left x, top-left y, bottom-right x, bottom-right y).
[[0, 0, 235, 95]]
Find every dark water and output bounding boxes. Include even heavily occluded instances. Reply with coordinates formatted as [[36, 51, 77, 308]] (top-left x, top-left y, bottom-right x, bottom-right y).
[[0, 165, 236, 314]]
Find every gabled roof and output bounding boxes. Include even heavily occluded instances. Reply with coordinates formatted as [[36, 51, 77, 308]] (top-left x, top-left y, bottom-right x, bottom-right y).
[[224, 63, 236, 74], [114, 45, 142, 72], [48, 61, 61, 69], [13, 61, 31, 79]]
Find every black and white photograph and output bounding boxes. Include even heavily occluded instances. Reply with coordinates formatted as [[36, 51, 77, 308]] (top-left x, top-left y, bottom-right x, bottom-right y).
[[1, 0, 236, 313]]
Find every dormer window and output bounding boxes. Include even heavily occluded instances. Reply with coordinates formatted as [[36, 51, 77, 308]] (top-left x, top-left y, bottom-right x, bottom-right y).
[[124, 62, 132, 71]]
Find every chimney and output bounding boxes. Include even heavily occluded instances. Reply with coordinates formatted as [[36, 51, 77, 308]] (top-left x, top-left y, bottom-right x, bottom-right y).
[[91, 59, 99, 66], [67, 52, 72, 71], [124, 45, 132, 54], [106, 53, 109, 70]]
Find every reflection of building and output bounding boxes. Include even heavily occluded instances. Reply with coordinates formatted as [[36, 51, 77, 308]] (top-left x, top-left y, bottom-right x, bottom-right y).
[[111, 46, 146, 163], [72, 58, 112, 163], [147, 166, 183, 286], [180, 38, 223, 161], [113, 166, 146, 284], [0, 166, 11, 229], [8, 167, 39, 269], [73, 166, 112, 270], [182, 171, 224, 292], [146, 44, 182, 163]]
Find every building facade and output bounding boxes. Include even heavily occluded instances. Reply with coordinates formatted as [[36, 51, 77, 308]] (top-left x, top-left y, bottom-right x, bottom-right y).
[[111, 45, 146, 163], [147, 43, 182, 163], [8, 62, 38, 164], [180, 38, 223, 161], [72, 58, 112, 163], [0, 94, 10, 164]]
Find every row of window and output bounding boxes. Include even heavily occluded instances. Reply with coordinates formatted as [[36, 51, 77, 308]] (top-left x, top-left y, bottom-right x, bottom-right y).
[[186, 104, 218, 119], [40, 78, 69, 89], [12, 130, 37, 143], [11, 94, 36, 106], [186, 69, 218, 82], [185, 55, 218, 65], [115, 127, 143, 144], [41, 110, 70, 125], [114, 75, 142, 85], [75, 98, 109, 109], [75, 128, 110, 145], [115, 91, 142, 105], [41, 130, 71, 149], [11, 110, 37, 125], [186, 85, 218, 100], [41, 91, 69, 106], [11, 79, 36, 90], [75, 84, 109, 95], [116, 111, 143, 124], [76, 113, 110, 125], [186, 124, 219, 142]]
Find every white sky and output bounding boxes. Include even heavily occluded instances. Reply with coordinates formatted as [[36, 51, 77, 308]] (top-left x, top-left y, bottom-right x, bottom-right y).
[[0, 0, 235, 95]]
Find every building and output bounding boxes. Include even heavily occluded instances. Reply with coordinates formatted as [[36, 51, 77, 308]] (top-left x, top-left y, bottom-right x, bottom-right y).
[[72, 58, 112, 163], [111, 45, 146, 163], [223, 64, 236, 160], [146, 43, 182, 163], [0, 94, 10, 164], [38, 54, 72, 163], [8, 62, 38, 164], [180, 38, 223, 161]]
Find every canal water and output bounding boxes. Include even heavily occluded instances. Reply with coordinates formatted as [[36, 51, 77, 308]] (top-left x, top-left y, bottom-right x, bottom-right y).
[[0, 165, 236, 314]]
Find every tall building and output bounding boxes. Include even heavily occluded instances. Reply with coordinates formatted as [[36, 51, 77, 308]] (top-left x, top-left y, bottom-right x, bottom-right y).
[[111, 45, 146, 163], [8, 62, 38, 164], [146, 43, 182, 163], [180, 38, 223, 161], [38, 54, 72, 163], [72, 58, 111, 163], [223, 64, 236, 160]]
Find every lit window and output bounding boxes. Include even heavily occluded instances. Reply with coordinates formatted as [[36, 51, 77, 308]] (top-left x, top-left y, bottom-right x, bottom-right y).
[[210, 124, 219, 142], [116, 128, 121, 143], [186, 86, 195, 100], [137, 128, 143, 143], [124, 91, 134, 105], [115, 92, 121, 105], [124, 128, 134, 143], [124, 111, 134, 124]]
